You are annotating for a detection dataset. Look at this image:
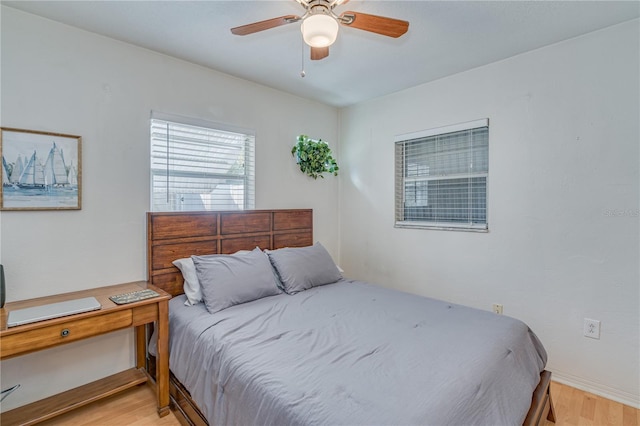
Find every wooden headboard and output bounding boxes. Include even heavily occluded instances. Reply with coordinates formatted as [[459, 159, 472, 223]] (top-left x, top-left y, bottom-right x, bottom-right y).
[[147, 209, 313, 296]]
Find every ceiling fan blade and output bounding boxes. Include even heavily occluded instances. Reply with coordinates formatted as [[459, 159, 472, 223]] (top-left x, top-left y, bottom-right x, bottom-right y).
[[330, 0, 350, 6], [231, 15, 300, 36], [340, 11, 409, 38], [310, 46, 329, 61]]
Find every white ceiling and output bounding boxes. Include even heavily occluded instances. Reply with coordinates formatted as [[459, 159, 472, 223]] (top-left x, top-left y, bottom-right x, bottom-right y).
[[3, 1, 639, 107]]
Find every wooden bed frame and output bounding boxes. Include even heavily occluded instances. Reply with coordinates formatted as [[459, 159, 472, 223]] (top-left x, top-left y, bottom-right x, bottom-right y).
[[146, 209, 555, 426]]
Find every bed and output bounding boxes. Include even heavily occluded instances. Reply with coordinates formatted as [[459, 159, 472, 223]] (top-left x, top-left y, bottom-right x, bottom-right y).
[[147, 209, 556, 426]]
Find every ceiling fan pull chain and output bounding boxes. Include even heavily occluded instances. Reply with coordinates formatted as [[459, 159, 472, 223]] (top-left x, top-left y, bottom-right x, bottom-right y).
[[300, 38, 306, 78]]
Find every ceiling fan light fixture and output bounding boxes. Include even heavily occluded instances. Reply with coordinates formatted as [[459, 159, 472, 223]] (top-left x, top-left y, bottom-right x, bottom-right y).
[[301, 14, 339, 48]]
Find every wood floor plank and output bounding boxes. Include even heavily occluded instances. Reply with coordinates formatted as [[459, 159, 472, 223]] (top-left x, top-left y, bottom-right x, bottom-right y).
[[594, 392, 612, 426], [555, 381, 580, 425], [607, 396, 625, 425], [580, 392, 597, 425], [622, 404, 638, 426]]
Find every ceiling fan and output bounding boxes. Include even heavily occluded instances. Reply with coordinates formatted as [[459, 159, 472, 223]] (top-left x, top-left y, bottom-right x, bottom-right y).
[[230, 0, 409, 61]]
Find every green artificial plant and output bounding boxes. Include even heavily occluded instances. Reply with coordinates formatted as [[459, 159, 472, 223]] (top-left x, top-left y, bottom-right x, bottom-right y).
[[291, 135, 339, 179]]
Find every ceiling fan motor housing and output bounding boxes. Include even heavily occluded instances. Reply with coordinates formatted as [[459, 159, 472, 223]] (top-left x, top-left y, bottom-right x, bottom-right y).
[[301, 2, 339, 48]]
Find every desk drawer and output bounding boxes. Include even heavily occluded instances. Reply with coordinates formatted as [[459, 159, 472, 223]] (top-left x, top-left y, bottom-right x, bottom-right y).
[[1, 311, 132, 359]]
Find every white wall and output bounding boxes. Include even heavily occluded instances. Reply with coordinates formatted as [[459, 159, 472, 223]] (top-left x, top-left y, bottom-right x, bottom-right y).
[[339, 20, 639, 407], [0, 7, 339, 410]]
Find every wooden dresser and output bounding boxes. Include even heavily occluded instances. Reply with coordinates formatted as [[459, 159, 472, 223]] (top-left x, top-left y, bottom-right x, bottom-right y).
[[0, 281, 170, 425]]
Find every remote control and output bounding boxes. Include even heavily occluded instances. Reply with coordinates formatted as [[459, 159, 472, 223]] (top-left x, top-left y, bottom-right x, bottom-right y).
[[109, 289, 160, 305]]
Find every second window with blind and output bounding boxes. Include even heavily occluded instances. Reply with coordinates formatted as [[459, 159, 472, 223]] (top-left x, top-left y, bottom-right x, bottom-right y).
[[394, 119, 489, 231], [150, 113, 255, 212]]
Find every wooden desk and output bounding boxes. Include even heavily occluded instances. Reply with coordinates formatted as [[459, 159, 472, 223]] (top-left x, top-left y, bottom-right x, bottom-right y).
[[0, 281, 170, 425]]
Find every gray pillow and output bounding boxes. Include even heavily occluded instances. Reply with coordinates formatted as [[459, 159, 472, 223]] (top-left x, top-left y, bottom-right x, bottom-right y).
[[192, 247, 282, 314], [266, 242, 342, 295], [173, 250, 252, 307]]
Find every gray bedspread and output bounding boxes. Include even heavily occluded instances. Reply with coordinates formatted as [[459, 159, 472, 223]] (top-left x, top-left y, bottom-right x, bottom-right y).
[[168, 280, 547, 426]]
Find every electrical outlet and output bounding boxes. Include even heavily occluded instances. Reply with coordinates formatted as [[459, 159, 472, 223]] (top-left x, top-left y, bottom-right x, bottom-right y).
[[492, 304, 503, 314], [583, 318, 601, 339]]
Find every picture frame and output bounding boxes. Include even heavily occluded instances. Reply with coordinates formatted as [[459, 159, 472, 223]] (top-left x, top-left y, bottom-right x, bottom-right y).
[[1, 127, 82, 210]]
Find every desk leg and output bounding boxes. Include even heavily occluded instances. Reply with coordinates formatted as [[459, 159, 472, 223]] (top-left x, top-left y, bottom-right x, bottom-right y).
[[135, 325, 146, 369], [156, 299, 170, 417]]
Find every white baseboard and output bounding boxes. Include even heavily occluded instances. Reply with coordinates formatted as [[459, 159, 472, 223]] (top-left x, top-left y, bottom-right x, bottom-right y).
[[550, 370, 640, 409]]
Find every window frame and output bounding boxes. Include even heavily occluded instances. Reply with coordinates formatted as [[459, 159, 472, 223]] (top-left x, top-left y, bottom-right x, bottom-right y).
[[149, 111, 255, 212], [394, 118, 489, 232]]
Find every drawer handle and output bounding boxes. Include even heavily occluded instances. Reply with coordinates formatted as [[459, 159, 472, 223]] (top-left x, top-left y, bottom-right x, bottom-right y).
[[61, 329, 70, 337]]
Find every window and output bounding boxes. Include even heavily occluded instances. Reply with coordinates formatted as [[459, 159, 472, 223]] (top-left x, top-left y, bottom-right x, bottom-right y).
[[150, 114, 255, 212], [394, 119, 488, 231]]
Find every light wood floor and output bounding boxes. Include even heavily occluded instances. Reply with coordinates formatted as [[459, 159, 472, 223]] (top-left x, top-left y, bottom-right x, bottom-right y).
[[546, 382, 638, 426], [33, 381, 639, 425], [38, 385, 181, 426]]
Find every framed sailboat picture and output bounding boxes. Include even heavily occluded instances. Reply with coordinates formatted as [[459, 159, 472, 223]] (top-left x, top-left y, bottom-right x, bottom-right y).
[[1, 128, 82, 210]]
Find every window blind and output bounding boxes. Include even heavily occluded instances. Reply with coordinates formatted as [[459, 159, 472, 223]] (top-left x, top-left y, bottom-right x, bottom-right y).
[[395, 119, 488, 231], [150, 117, 255, 212]]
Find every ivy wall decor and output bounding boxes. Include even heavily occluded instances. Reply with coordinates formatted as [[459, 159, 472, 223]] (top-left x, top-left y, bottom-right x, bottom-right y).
[[291, 134, 339, 180]]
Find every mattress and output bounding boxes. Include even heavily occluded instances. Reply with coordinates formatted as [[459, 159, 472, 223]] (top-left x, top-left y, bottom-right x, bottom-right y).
[[166, 279, 547, 425]]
